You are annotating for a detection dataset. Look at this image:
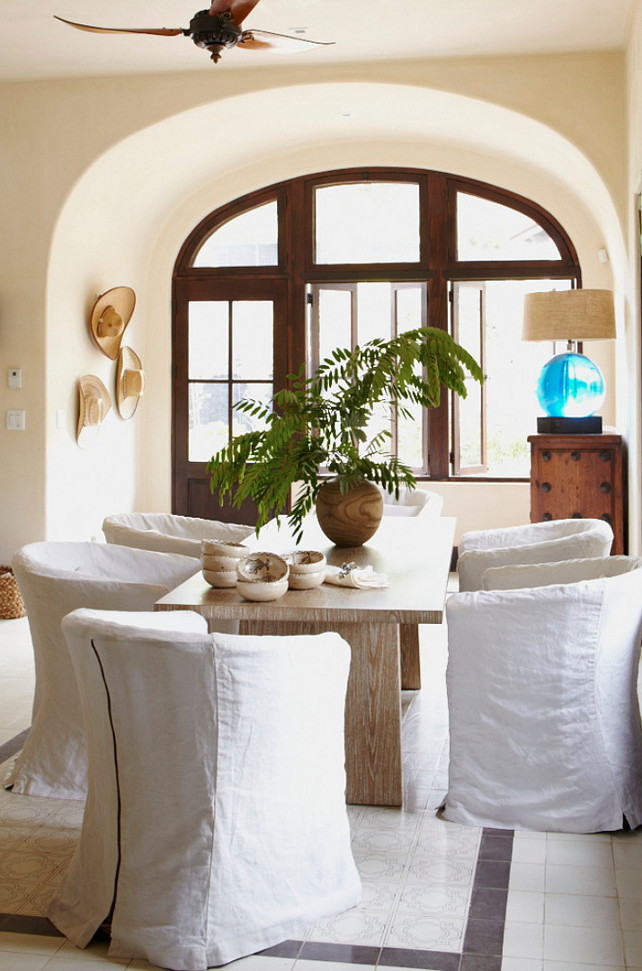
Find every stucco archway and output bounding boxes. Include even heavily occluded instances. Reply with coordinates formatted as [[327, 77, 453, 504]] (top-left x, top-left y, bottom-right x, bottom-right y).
[[46, 81, 627, 542]]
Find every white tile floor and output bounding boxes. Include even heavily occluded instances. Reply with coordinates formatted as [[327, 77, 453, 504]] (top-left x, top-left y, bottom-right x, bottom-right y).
[[0, 603, 641, 971]]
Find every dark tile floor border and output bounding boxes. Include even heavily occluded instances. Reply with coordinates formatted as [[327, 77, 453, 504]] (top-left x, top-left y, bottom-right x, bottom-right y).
[[263, 828, 515, 969], [2, 734, 513, 970]]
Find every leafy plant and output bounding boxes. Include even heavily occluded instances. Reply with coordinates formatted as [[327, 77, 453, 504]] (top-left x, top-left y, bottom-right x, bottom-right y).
[[208, 326, 483, 542]]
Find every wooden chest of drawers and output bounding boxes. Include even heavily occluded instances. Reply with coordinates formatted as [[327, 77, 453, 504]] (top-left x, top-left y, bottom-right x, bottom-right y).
[[528, 433, 625, 554]]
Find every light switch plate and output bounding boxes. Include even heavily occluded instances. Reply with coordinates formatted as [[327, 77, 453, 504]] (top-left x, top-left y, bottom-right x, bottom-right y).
[[6, 410, 26, 430]]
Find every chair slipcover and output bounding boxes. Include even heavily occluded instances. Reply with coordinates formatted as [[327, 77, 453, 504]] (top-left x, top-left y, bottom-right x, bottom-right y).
[[379, 486, 444, 517], [457, 517, 613, 591], [6, 542, 199, 799], [482, 554, 642, 590], [102, 511, 253, 557], [48, 609, 361, 970], [443, 563, 642, 832]]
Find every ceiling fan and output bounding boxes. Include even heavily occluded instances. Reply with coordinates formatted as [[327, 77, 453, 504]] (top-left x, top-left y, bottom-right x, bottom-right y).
[[54, 0, 334, 64]]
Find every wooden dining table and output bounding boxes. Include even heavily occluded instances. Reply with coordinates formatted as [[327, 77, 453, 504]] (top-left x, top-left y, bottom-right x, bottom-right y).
[[155, 514, 455, 806]]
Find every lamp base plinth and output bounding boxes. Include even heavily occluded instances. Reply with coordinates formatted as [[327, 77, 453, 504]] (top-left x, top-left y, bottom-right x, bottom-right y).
[[536, 415, 603, 434]]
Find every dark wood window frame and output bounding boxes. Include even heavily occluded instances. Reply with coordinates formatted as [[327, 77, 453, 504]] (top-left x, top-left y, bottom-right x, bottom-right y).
[[172, 168, 580, 520]]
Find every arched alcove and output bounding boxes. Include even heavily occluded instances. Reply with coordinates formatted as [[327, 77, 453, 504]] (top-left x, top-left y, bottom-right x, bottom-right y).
[[45, 81, 627, 543]]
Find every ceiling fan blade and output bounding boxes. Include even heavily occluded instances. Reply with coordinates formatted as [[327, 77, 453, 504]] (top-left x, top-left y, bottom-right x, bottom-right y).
[[53, 16, 184, 37], [238, 29, 334, 52], [209, 0, 262, 27]]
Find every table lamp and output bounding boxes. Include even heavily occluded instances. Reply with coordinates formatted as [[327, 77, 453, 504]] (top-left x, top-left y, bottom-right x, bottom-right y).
[[522, 289, 616, 433]]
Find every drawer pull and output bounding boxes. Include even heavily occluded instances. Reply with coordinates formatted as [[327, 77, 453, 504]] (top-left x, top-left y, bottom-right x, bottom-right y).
[[599, 450, 612, 462], [571, 512, 582, 519], [570, 451, 580, 461], [601, 513, 612, 524], [542, 512, 553, 521], [541, 482, 552, 493], [542, 450, 551, 462], [600, 482, 611, 494]]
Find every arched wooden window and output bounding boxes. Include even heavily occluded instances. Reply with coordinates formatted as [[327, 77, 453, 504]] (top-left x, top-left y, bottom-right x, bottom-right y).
[[173, 169, 580, 522]]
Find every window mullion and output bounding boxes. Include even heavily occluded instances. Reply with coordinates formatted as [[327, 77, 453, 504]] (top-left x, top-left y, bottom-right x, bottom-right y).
[[479, 287, 488, 472], [227, 300, 234, 445], [425, 172, 451, 477]]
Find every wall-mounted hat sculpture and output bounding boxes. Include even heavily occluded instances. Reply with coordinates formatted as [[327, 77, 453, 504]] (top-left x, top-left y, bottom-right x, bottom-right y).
[[116, 346, 145, 420], [89, 286, 136, 360], [77, 375, 111, 448]]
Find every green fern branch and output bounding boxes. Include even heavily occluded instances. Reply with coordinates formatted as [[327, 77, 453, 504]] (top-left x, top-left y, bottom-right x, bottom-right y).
[[208, 326, 482, 537]]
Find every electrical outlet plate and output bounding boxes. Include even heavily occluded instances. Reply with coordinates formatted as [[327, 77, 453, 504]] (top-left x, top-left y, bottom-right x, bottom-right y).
[[8, 369, 22, 389]]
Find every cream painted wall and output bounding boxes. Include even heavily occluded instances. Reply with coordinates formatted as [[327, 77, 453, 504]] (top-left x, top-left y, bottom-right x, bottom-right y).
[[0, 99, 49, 557], [412, 483, 530, 547], [0, 48, 635, 560]]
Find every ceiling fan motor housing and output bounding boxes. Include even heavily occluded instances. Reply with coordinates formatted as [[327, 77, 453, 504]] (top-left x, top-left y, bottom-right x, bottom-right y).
[[188, 9, 242, 50]]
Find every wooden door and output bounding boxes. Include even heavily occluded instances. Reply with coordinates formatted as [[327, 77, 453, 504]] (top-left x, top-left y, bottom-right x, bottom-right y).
[[172, 278, 289, 524]]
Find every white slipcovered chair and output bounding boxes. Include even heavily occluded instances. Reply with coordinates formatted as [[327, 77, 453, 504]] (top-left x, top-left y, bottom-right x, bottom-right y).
[[456, 517, 613, 591], [443, 556, 642, 833], [48, 608, 361, 970], [482, 553, 642, 591], [102, 511, 253, 557], [379, 486, 444, 517], [6, 542, 199, 799]]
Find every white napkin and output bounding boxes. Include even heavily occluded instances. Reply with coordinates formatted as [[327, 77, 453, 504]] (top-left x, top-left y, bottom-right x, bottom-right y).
[[324, 562, 389, 589]]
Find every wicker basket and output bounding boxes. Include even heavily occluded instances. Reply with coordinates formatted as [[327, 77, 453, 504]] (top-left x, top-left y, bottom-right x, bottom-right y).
[[0, 565, 26, 619]]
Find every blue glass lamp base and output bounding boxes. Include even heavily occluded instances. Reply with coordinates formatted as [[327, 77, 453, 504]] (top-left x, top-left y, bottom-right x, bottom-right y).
[[536, 351, 606, 418]]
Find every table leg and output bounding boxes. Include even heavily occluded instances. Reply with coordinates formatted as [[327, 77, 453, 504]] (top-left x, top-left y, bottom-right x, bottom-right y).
[[241, 619, 403, 807], [400, 623, 421, 690]]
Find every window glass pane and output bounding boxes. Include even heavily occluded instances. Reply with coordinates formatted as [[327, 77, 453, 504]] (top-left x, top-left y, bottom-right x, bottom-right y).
[[362, 403, 391, 467], [232, 383, 273, 437], [395, 286, 424, 334], [456, 286, 484, 469], [315, 182, 420, 264], [394, 286, 425, 468], [459, 385, 483, 468], [188, 302, 228, 380], [357, 282, 393, 344], [193, 201, 278, 267], [317, 289, 353, 365], [188, 383, 228, 462], [232, 302, 273, 379], [397, 398, 424, 469], [457, 193, 561, 261], [478, 279, 570, 476], [311, 282, 427, 469]]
